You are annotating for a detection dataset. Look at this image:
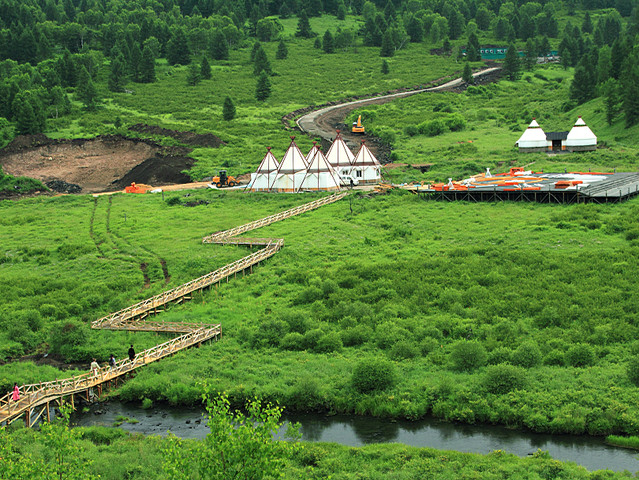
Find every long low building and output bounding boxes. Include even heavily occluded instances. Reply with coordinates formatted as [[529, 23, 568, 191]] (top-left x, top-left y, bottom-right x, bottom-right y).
[[516, 117, 597, 152]]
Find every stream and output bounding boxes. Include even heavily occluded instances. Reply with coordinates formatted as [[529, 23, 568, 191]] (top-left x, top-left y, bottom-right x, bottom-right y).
[[71, 401, 638, 473]]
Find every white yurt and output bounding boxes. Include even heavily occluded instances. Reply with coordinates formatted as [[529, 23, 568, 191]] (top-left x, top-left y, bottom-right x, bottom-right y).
[[325, 130, 355, 178], [270, 137, 308, 192], [565, 116, 597, 151], [351, 140, 382, 184], [515, 119, 550, 152], [298, 146, 341, 192], [249, 147, 280, 191]]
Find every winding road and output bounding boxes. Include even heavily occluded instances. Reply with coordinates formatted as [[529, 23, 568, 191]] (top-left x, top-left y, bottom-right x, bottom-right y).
[[296, 67, 501, 155]]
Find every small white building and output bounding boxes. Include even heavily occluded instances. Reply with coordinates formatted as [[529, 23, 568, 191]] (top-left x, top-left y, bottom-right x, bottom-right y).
[[351, 140, 382, 184], [515, 119, 550, 152], [249, 147, 279, 191], [298, 146, 341, 192], [565, 116, 597, 152], [270, 137, 308, 192]]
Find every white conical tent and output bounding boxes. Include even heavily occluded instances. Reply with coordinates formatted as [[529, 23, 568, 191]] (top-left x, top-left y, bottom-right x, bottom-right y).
[[325, 130, 355, 175], [250, 147, 280, 191], [565, 116, 597, 148], [270, 137, 308, 192], [515, 119, 549, 149], [351, 141, 381, 184], [306, 141, 319, 163], [299, 146, 341, 192]]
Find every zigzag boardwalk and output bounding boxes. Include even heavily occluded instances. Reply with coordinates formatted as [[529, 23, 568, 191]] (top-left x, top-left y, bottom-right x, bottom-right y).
[[0, 192, 347, 427]]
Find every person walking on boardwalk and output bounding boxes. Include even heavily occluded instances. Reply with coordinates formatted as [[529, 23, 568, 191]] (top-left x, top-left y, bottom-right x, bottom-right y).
[[11, 383, 19, 401], [109, 354, 116, 369], [90, 358, 100, 377], [128, 345, 135, 362]]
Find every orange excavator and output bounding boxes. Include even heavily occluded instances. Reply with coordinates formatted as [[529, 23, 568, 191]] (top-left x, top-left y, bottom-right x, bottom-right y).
[[352, 115, 365, 134]]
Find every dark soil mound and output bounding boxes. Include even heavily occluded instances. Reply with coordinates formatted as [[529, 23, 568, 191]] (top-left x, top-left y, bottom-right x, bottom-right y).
[[112, 153, 195, 188], [129, 124, 226, 148], [3, 134, 54, 153], [46, 179, 82, 193]]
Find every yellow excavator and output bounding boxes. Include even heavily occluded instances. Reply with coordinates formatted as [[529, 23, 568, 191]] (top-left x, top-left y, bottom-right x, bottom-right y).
[[352, 115, 365, 134]]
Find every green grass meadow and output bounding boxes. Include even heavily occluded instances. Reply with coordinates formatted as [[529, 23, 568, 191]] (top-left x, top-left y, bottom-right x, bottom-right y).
[[4, 189, 639, 437]]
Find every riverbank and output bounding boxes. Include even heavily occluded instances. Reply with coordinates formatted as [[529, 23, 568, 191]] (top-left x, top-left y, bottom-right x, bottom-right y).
[[71, 400, 639, 473]]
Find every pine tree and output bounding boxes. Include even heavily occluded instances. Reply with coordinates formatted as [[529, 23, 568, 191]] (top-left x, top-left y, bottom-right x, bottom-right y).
[[60, 49, 77, 87], [276, 40, 288, 60], [255, 71, 271, 101], [569, 63, 595, 105], [381, 59, 389, 74], [253, 46, 271, 76], [336, 1, 347, 20], [130, 43, 142, 81], [167, 28, 191, 66], [443, 37, 451, 53], [187, 62, 200, 86], [210, 30, 229, 60], [503, 43, 521, 80], [108, 55, 127, 92], [77, 66, 98, 110], [323, 30, 335, 53], [462, 61, 473, 84], [582, 12, 593, 34], [380, 30, 394, 57], [602, 78, 621, 125], [467, 32, 480, 61], [250, 41, 262, 63], [222, 96, 236, 120], [295, 10, 314, 38], [140, 46, 156, 83], [200, 56, 212, 80], [13, 94, 38, 135], [524, 38, 536, 70], [623, 63, 639, 127]]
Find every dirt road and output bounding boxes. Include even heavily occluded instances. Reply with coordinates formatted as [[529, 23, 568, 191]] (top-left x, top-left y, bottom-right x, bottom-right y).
[[296, 67, 501, 158]]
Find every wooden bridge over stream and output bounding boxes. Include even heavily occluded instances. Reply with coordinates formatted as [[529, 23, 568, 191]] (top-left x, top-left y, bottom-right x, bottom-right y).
[[0, 192, 348, 427]]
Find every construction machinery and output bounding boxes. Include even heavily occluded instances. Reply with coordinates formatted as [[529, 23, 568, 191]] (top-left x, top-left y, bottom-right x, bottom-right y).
[[212, 170, 238, 188], [352, 115, 365, 134]]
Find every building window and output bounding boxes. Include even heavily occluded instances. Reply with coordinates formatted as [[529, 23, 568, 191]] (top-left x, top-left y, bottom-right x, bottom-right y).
[[356, 170, 362, 178]]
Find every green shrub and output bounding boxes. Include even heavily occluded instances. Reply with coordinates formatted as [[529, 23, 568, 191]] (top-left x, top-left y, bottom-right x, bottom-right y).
[[484, 364, 527, 394], [79, 426, 128, 445], [417, 119, 447, 136], [565, 343, 594, 367], [302, 328, 323, 350], [404, 125, 418, 136], [511, 341, 542, 368], [166, 196, 182, 206], [280, 332, 305, 351], [449, 340, 487, 371], [341, 325, 371, 347], [389, 340, 419, 360], [48, 320, 89, 361], [444, 113, 466, 132], [627, 357, 639, 386], [487, 347, 512, 365], [376, 127, 396, 145], [420, 337, 440, 355], [543, 350, 564, 366], [352, 358, 396, 394], [315, 332, 342, 353]]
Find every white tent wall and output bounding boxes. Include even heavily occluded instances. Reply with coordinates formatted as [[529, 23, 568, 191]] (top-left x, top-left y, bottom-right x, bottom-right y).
[[516, 119, 550, 151], [565, 116, 597, 151], [270, 171, 307, 192], [351, 141, 382, 184], [299, 146, 341, 192]]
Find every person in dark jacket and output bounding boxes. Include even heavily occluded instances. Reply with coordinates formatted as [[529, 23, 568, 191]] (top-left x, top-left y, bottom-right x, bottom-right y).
[[128, 345, 135, 362]]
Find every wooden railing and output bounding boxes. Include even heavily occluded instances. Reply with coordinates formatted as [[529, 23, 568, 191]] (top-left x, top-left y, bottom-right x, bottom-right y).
[[0, 325, 221, 424], [1, 192, 348, 427], [203, 192, 348, 243]]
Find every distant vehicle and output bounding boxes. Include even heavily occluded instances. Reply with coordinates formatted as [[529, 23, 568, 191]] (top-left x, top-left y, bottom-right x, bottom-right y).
[[211, 170, 238, 188], [352, 115, 365, 134], [340, 174, 359, 187]]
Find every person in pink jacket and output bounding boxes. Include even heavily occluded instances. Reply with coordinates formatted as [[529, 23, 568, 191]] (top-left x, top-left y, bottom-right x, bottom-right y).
[[11, 383, 19, 401]]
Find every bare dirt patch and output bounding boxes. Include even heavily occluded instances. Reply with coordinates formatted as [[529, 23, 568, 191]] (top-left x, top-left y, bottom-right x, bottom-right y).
[[0, 134, 197, 194]]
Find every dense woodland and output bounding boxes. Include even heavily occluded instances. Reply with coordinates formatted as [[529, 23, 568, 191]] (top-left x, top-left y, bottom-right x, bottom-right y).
[[0, 0, 638, 141]]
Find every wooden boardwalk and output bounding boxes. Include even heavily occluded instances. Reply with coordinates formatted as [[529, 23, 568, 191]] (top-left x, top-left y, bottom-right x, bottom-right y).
[[0, 192, 347, 427]]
